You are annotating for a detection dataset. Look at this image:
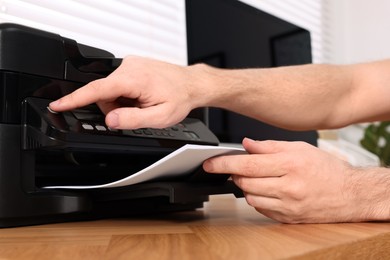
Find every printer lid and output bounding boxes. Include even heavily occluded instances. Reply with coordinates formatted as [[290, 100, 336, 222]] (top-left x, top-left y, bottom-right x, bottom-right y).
[[0, 23, 121, 83]]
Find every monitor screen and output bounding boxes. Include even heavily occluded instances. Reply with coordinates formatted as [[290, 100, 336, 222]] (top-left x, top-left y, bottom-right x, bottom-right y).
[[186, 0, 317, 145]]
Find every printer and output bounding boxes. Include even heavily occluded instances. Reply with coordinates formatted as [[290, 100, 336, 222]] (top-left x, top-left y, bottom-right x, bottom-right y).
[[0, 23, 242, 228]]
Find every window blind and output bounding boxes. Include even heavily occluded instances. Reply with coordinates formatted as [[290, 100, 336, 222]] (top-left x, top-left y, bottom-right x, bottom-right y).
[[0, 0, 187, 65], [0, 0, 329, 64], [240, 0, 329, 63]]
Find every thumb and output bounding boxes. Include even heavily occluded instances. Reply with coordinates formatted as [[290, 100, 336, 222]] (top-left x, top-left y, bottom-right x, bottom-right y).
[[242, 138, 289, 154], [105, 105, 181, 129]]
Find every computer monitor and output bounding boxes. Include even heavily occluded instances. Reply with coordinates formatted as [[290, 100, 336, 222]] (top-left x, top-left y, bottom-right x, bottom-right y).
[[186, 0, 318, 145]]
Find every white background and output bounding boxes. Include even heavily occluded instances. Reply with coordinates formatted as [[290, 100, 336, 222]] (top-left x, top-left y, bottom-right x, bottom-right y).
[[327, 0, 390, 64]]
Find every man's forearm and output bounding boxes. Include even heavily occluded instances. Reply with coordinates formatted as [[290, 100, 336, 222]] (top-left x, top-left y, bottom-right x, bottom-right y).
[[189, 60, 390, 130]]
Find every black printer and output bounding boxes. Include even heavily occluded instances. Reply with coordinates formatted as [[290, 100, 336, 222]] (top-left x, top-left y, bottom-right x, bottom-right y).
[[0, 23, 242, 228]]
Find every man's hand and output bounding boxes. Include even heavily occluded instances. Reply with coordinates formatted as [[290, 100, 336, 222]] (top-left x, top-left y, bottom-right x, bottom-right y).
[[203, 138, 390, 223], [49, 56, 200, 129]]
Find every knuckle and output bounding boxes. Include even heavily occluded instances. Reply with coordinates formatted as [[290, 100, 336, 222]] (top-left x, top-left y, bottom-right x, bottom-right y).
[[218, 157, 231, 173], [88, 80, 105, 97], [240, 156, 260, 176], [279, 155, 302, 174], [280, 181, 306, 201]]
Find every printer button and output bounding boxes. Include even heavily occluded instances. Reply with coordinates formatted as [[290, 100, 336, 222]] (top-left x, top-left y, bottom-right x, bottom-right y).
[[47, 106, 59, 114], [154, 130, 163, 136], [81, 123, 94, 130], [95, 125, 107, 131], [184, 131, 200, 140], [143, 129, 153, 135]]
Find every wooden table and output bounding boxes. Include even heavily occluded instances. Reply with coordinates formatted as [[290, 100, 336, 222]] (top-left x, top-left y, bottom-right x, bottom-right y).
[[0, 194, 389, 259]]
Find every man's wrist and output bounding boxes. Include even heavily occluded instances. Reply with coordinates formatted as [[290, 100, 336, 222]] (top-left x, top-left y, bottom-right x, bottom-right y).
[[186, 63, 222, 109], [347, 167, 390, 221]]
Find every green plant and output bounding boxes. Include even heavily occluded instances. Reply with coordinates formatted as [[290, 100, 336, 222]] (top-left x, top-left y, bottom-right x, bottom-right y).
[[360, 121, 390, 166]]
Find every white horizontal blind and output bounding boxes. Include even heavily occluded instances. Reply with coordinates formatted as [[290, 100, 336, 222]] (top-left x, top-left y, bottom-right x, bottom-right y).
[[240, 0, 329, 64], [0, 0, 187, 65], [0, 0, 330, 64]]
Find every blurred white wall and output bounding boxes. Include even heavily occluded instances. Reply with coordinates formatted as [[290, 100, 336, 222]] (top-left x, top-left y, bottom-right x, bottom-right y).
[[327, 0, 390, 64], [321, 0, 390, 163]]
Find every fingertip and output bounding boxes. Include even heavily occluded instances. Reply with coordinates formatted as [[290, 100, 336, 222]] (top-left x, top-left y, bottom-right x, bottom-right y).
[[49, 98, 65, 112], [105, 111, 120, 128], [242, 137, 259, 151], [244, 139, 288, 154], [203, 159, 214, 173], [243, 137, 270, 154], [48, 100, 59, 109], [242, 137, 255, 145]]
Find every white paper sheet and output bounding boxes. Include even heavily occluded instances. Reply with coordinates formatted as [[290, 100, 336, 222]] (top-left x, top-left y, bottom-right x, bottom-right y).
[[43, 144, 246, 189]]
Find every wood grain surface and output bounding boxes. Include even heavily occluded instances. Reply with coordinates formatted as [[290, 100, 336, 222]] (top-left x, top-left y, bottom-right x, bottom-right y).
[[0, 195, 389, 260]]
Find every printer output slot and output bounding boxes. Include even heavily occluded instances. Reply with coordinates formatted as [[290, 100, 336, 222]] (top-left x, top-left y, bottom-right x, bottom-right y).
[[34, 149, 168, 187]]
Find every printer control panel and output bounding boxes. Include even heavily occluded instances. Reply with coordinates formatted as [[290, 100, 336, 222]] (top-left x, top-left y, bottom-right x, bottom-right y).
[[22, 97, 219, 150], [69, 108, 202, 141]]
